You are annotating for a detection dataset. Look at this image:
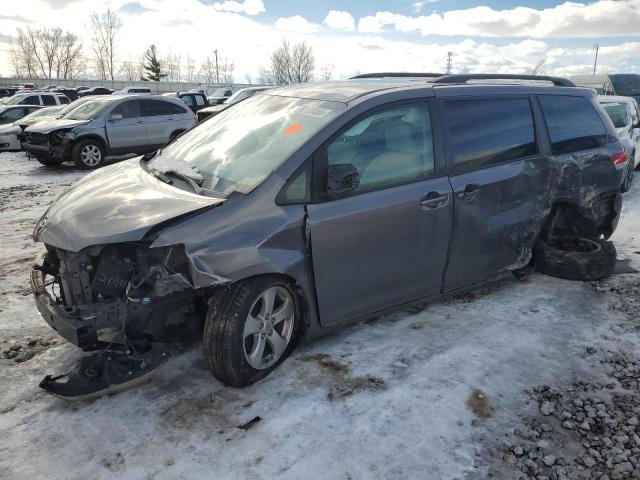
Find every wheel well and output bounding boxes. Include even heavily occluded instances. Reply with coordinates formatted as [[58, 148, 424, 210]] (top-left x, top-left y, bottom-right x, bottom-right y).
[[540, 202, 599, 242], [72, 135, 108, 153], [210, 273, 311, 339]]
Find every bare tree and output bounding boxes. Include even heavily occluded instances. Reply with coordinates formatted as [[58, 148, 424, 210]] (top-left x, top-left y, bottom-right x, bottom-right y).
[[89, 9, 122, 81], [218, 56, 234, 84], [259, 39, 314, 86], [199, 55, 216, 84], [184, 54, 196, 82], [9, 27, 83, 79], [57, 31, 84, 79], [245, 73, 252, 85], [319, 64, 334, 81], [164, 53, 182, 82], [525, 59, 546, 75]]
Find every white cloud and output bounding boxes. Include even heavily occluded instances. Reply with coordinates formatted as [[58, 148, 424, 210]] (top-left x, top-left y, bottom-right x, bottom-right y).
[[274, 15, 320, 33], [324, 10, 355, 31], [212, 0, 265, 16], [358, 0, 640, 38], [413, 1, 441, 14], [0, 0, 638, 82]]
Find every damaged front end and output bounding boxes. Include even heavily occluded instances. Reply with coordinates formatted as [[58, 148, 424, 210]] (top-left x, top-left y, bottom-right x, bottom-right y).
[[22, 129, 73, 160], [31, 242, 209, 399]]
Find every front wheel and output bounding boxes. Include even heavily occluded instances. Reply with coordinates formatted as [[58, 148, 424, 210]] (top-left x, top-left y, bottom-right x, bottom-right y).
[[71, 139, 106, 169], [203, 276, 300, 387]]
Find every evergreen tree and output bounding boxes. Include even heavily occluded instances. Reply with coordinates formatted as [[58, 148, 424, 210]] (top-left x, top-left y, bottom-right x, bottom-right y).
[[141, 44, 166, 81]]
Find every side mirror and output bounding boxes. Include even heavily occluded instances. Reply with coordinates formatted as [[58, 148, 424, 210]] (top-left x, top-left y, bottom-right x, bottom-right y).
[[327, 163, 360, 196], [109, 113, 123, 122], [632, 115, 640, 128]]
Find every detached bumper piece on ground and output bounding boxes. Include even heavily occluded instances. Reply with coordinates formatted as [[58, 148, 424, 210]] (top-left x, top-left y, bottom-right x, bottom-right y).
[[39, 349, 170, 401]]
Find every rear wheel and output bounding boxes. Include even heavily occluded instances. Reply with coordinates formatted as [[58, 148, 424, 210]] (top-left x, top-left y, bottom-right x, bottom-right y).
[[203, 276, 300, 387], [534, 237, 616, 281], [35, 156, 63, 167], [72, 139, 105, 169]]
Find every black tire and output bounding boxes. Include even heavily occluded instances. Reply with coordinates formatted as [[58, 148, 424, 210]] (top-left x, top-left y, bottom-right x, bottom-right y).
[[534, 237, 616, 281], [203, 276, 301, 387], [35, 156, 63, 167], [621, 155, 634, 193], [71, 139, 106, 169]]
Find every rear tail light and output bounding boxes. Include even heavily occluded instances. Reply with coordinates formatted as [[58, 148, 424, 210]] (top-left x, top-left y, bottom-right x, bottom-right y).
[[193, 111, 198, 124], [612, 151, 629, 165]]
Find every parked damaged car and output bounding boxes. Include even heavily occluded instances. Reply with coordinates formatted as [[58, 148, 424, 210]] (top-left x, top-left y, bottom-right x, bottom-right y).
[[31, 74, 626, 398], [22, 95, 195, 169], [598, 95, 640, 193]]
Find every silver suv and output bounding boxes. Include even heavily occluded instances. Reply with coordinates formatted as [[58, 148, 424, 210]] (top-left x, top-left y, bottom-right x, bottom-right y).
[[22, 95, 195, 169]]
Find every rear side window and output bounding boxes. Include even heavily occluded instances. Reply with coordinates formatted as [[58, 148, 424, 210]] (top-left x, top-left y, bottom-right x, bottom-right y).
[[41, 95, 56, 106], [539, 95, 610, 154], [142, 99, 184, 116], [445, 98, 536, 173], [195, 95, 205, 106]]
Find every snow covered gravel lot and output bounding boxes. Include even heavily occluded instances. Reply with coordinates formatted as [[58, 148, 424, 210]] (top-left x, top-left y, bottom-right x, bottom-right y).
[[0, 152, 639, 480]]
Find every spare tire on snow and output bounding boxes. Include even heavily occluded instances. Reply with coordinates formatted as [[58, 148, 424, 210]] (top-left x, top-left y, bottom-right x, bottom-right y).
[[534, 237, 616, 281]]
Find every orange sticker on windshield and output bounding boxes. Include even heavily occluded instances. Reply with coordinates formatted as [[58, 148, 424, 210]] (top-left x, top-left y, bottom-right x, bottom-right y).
[[283, 123, 303, 136]]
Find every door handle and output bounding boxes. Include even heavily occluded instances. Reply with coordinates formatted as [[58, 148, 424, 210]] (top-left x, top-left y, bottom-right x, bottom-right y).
[[456, 183, 480, 201], [421, 192, 449, 209]]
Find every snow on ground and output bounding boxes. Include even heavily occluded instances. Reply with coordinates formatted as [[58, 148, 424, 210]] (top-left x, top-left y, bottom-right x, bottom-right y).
[[0, 152, 638, 480]]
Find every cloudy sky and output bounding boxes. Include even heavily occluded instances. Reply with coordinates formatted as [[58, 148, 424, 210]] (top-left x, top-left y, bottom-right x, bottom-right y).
[[0, 0, 639, 81]]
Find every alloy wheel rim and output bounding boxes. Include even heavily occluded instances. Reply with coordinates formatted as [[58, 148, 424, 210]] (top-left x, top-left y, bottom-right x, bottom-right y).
[[243, 285, 295, 370], [81, 144, 102, 166]]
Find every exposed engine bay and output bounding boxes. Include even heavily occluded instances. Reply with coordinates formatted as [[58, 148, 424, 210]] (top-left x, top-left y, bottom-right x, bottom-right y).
[[31, 242, 208, 399]]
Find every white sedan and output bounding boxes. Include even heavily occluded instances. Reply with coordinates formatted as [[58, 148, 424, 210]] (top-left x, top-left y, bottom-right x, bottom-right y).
[[0, 106, 63, 152]]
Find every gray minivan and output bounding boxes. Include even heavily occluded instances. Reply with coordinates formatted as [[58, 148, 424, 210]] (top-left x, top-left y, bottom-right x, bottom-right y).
[[31, 74, 627, 397], [22, 95, 195, 169]]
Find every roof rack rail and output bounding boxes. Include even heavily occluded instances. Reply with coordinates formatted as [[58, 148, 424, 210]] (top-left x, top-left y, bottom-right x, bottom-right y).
[[431, 74, 576, 87], [351, 72, 445, 79]]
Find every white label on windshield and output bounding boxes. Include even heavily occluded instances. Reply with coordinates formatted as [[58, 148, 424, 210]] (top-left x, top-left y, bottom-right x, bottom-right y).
[[300, 106, 332, 118]]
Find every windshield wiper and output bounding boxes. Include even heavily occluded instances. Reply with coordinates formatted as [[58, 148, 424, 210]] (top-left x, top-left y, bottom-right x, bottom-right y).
[[161, 170, 203, 195]]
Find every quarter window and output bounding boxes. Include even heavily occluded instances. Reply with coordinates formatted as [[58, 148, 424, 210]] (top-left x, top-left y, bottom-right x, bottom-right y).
[[539, 95, 611, 154], [325, 104, 434, 195], [445, 98, 536, 173]]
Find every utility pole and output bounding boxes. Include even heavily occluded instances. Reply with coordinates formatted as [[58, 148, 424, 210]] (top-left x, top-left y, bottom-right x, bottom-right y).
[[214, 49, 219, 84], [446, 52, 453, 75], [593, 44, 599, 76]]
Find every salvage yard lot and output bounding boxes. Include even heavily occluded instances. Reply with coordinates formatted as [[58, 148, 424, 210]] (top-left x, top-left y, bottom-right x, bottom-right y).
[[1, 152, 639, 480]]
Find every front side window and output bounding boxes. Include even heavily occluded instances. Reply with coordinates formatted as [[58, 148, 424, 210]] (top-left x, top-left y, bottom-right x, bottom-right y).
[[601, 102, 630, 128], [444, 98, 536, 173], [181, 95, 195, 108], [195, 95, 205, 106], [539, 95, 612, 154], [150, 94, 345, 198], [324, 104, 434, 195], [21, 96, 40, 105], [112, 100, 141, 119]]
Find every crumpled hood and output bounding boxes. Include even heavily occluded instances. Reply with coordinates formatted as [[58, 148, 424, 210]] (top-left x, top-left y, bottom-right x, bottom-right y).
[[35, 158, 224, 252], [25, 118, 91, 134], [19, 114, 60, 129]]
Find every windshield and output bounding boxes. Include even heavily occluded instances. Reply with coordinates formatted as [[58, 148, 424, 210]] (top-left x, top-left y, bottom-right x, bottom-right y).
[[602, 102, 630, 128], [210, 88, 229, 97], [5, 95, 29, 105], [63, 98, 113, 120], [150, 94, 345, 198], [21, 106, 61, 121]]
